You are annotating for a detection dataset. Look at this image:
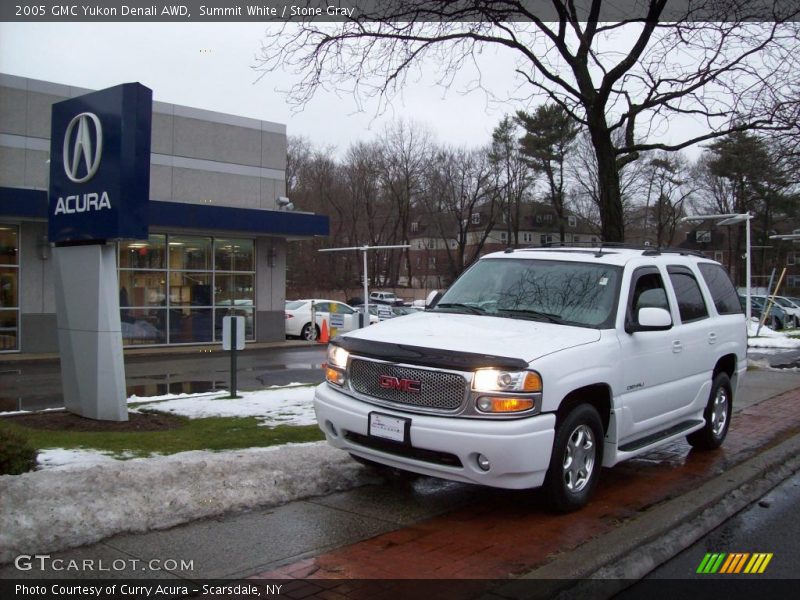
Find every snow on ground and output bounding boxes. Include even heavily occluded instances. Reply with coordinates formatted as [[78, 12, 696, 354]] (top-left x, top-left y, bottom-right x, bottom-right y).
[[36, 448, 138, 470], [0, 383, 382, 563], [747, 320, 800, 349], [132, 385, 317, 426], [0, 442, 378, 564]]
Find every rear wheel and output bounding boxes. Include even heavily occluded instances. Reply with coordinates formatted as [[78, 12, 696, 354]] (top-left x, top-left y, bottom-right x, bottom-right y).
[[687, 372, 732, 450], [301, 323, 319, 341], [543, 404, 604, 512]]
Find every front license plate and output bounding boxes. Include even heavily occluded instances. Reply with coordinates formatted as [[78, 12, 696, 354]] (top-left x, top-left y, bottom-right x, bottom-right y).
[[368, 412, 410, 443]]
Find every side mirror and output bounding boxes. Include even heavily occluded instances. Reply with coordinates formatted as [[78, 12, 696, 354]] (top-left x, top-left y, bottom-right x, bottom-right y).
[[628, 307, 672, 333], [425, 290, 442, 309]]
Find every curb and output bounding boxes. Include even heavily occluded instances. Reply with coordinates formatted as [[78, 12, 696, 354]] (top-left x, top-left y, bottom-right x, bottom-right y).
[[490, 432, 800, 599]]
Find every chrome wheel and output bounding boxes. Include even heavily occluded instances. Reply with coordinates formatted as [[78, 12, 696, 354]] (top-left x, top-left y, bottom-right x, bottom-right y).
[[301, 323, 317, 341], [711, 386, 729, 438], [563, 424, 596, 493]]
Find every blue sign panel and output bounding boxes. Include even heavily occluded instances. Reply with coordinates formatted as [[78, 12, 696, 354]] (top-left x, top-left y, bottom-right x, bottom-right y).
[[48, 83, 152, 243]]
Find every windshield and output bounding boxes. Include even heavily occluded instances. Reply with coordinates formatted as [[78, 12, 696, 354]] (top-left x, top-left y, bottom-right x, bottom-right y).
[[434, 258, 622, 328]]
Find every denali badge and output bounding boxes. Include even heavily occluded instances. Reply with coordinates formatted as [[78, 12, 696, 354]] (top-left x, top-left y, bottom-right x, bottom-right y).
[[379, 375, 422, 393]]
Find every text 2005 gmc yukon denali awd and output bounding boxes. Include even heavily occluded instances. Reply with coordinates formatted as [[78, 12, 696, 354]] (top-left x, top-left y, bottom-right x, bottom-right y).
[[314, 247, 747, 511]]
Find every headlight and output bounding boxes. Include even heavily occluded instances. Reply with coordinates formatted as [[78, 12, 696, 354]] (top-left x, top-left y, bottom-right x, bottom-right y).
[[327, 345, 349, 369], [325, 345, 349, 386], [472, 369, 542, 393]]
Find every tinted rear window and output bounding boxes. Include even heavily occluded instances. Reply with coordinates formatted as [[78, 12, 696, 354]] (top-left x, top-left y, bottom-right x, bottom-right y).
[[285, 301, 307, 310], [698, 263, 743, 315]]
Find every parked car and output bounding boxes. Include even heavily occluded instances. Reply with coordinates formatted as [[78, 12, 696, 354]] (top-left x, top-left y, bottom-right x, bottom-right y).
[[762, 296, 800, 328], [317, 247, 746, 512], [742, 295, 789, 330], [285, 299, 377, 340], [369, 291, 404, 306]]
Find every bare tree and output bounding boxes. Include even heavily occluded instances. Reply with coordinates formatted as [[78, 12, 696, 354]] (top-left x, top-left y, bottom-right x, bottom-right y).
[[640, 152, 693, 246], [488, 116, 533, 247], [377, 120, 433, 286], [422, 146, 498, 279], [255, 1, 800, 243], [567, 130, 648, 236]]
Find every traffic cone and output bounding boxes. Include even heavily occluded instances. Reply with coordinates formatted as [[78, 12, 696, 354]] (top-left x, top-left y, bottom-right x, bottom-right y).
[[318, 319, 329, 344]]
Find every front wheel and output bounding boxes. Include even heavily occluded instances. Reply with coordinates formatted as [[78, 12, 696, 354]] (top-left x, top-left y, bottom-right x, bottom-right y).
[[687, 372, 732, 450], [543, 404, 604, 512]]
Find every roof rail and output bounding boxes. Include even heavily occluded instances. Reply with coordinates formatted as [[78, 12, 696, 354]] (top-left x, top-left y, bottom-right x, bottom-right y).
[[536, 241, 708, 259]]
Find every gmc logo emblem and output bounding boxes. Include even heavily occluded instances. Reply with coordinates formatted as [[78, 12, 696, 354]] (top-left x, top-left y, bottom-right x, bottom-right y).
[[379, 375, 422, 393]]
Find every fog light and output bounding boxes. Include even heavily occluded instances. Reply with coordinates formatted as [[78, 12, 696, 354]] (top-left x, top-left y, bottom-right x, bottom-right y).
[[326, 421, 338, 437], [477, 454, 491, 471]]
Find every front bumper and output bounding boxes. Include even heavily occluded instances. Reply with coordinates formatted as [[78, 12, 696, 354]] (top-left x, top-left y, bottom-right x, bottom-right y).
[[314, 382, 556, 489]]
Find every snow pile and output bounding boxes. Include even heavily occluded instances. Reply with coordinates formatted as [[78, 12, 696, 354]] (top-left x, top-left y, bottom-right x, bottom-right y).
[[0, 442, 376, 564], [132, 386, 316, 426], [747, 320, 800, 349]]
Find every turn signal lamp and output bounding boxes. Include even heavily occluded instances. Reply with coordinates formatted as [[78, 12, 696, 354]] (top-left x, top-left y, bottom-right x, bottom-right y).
[[476, 397, 536, 413], [472, 369, 542, 393], [325, 366, 345, 386]]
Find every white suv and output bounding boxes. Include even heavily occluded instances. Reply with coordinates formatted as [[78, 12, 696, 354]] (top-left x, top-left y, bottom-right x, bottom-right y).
[[315, 248, 747, 511]]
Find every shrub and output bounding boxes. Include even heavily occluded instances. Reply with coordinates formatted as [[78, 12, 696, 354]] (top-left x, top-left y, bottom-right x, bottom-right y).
[[0, 426, 38, 475]]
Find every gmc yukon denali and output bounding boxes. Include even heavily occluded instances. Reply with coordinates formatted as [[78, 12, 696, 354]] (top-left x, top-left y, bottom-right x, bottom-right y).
[[314, 247, 747, 511]]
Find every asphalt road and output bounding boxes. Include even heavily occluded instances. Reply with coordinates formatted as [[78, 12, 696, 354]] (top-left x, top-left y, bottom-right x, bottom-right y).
[[635, 469, 800, 580], [0, 343, 327, 412]]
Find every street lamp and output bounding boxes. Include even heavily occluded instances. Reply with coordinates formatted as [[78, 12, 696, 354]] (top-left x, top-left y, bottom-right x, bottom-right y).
[[318, 244, 411, 327], [680, 213, 752, 326]]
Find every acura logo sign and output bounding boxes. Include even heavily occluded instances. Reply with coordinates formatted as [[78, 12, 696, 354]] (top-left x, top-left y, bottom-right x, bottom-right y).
[[63, 112, 103, 183]]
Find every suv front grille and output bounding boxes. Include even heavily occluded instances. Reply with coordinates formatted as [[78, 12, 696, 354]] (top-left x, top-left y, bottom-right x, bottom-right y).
[[348, 358, 467, 411]]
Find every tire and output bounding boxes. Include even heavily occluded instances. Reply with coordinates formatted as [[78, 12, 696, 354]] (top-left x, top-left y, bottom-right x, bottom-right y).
[[687, 372, 732, 450], [301, 323, 319, 341], [543, 404, 604, 512]]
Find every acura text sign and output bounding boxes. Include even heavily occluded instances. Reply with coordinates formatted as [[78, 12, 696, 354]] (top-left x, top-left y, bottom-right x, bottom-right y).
[[48, 82, 152, 243]]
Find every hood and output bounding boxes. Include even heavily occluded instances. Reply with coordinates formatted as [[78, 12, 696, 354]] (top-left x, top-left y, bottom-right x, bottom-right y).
[[340, 311, 601, 364]]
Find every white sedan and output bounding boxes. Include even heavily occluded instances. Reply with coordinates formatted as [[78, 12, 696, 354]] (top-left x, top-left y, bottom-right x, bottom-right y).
[[285, 299, 377, 340]]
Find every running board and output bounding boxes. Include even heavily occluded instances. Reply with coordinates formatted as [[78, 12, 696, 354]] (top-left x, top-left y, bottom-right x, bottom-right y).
[[619, 420, 704, 453]]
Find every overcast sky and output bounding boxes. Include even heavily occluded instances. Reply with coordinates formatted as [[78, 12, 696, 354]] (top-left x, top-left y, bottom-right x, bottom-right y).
[[0, 22, 524, 153]]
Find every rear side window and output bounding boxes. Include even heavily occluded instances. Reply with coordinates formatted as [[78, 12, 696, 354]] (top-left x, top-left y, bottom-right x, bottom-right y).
[[668, 267, 709, 323], [698, 263, 743, 315]]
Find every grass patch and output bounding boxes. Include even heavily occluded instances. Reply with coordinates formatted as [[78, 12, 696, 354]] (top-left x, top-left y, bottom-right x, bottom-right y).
[[0, 415, 324, 458]]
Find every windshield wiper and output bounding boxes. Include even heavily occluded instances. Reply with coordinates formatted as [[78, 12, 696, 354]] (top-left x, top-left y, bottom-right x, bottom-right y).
[[496, 308, 567, 324], [433, 302, 488, 316]]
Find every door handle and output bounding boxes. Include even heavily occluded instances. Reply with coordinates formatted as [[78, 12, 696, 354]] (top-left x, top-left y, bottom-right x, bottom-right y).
[[708, 332, 718, 345], [672, 341, 683, 353]]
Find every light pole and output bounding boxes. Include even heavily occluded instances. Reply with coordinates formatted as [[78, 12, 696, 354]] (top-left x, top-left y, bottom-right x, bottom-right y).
[[680, 213, 753, 327], [318, 244, 411, 327]]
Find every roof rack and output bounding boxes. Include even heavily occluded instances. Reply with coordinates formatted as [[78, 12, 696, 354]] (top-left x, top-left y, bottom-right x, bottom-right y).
[[507, 241, 708, 259]]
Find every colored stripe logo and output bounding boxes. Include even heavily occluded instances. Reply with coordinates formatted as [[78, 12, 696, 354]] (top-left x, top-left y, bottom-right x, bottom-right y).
[[696, 553, 773, 574]]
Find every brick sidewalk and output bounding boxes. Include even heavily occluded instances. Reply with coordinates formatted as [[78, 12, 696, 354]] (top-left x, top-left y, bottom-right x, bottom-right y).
[[252, 388, 800, 582]]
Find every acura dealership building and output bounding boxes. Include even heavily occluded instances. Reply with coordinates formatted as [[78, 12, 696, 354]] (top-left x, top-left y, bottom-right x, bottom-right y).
[[0, 73, 328, 354]]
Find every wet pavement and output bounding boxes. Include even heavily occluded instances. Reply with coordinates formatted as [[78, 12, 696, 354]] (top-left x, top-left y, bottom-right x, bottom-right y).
[[0, 344, 326, 412], [253, 372, 800, 580], [4, 369, 799, 592], [635, 469, 800, 580]]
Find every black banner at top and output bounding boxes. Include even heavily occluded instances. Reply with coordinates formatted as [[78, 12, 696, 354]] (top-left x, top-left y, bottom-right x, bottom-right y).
[[2, 0, 799, 23]]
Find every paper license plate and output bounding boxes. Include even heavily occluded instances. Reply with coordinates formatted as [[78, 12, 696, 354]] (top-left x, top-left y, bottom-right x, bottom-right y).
[[368, 412, 410, 443]]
